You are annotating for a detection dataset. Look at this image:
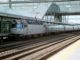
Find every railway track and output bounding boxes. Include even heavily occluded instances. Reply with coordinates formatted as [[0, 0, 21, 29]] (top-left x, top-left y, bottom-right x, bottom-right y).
[[0, 32, 80, 60], [0, 33, 69, 52]]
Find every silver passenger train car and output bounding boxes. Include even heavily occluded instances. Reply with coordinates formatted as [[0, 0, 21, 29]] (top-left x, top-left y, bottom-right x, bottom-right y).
[[0, 13, 80, 38]]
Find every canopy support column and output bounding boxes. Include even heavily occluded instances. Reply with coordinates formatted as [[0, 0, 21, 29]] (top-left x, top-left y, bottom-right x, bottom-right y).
[[9, 0, 12, 8]]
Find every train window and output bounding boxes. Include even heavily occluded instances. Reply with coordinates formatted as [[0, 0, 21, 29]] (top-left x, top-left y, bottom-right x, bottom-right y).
[[21, 20, 28, 27], [16, 20, 24, 29], [0, 21, 11, 33], [12, 20, 17, 28], [23, 24, 27, 27]]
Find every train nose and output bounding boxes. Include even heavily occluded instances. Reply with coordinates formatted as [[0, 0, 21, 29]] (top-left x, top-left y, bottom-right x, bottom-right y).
[[11, 28, 24, 34], [11, 23, 24, 34]]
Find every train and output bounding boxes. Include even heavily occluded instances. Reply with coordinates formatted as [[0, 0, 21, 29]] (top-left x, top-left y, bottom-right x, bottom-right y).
[[0, 13, 80, 39], [11, 18, 80, 36]]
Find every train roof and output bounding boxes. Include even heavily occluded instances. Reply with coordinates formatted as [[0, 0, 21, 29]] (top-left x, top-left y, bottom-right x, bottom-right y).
[[52, 22, 80, 26]]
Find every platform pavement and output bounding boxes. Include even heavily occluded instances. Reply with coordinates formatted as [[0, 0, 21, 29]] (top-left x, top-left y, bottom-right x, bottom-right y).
[[47, 39, 80, 60]]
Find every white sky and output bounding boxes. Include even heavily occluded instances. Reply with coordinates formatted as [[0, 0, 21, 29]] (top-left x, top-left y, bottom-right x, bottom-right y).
[[63, 15, 80, 24], [0, 0, 30, 2], [0, 0, 8, 2], [68, 15, 80, 24], [69, 20, 80, 24]]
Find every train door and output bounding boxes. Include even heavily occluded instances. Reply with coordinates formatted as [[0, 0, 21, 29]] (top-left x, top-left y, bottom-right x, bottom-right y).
[[1, 21, 11, 34]]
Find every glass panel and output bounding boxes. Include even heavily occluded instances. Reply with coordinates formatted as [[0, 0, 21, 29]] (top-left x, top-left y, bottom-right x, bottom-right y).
[[12, 3, 39, 13], [62, 15, 80, 24], [11, 0, 28, 1], [43, 16, 54, 22], [55, 1, 80, 13], [0, 4, 9, 8], [0, 17, 11, 33]]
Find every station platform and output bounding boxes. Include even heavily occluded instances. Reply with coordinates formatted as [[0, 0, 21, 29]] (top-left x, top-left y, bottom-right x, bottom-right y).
[[47, 39, 80, 60]]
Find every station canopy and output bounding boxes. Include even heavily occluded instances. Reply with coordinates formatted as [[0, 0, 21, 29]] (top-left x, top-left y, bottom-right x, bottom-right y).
[[0, 0, 80, 19], [0, 0, 80, 3]]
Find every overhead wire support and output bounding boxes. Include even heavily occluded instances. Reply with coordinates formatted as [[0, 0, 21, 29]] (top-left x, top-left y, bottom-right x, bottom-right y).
[[9, 0, 12, 8]]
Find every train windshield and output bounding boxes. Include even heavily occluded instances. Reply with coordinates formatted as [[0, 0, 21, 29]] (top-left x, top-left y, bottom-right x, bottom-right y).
[[12, 20, 17, 28], [16, 20, 24, 29]]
